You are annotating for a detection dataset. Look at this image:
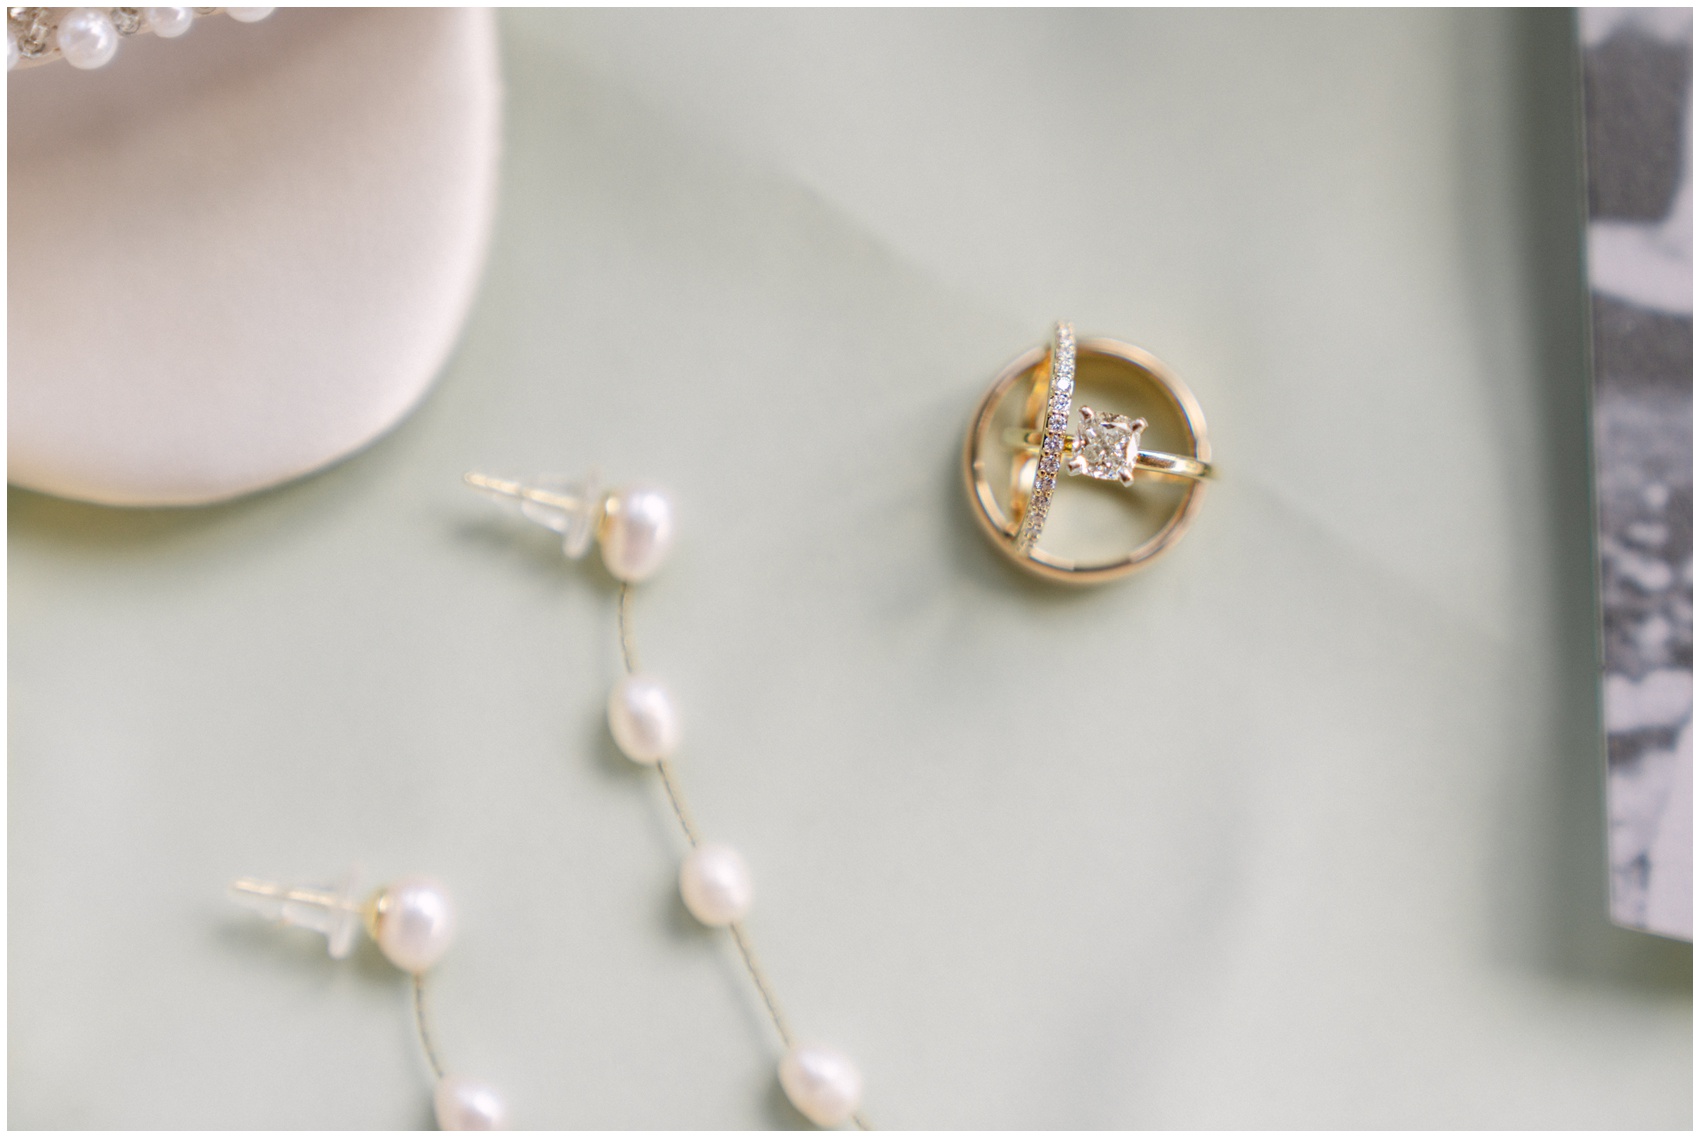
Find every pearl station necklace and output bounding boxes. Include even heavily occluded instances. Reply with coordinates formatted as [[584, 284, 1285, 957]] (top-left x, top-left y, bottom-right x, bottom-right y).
[[6, 6, 274, 71], [233, 474, 871, 1130], [463, 471, 873, 1130]]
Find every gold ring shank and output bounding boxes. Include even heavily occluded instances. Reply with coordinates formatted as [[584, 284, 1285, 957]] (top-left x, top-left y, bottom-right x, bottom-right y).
[[1000, 428, 1214, 482]]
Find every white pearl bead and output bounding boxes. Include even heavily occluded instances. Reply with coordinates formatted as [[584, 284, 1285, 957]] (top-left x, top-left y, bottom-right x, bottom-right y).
[[679, 843, 753, 926], [144, 8, 193, 38], [434, 1075, 508, 1130], [607, 674, 679, 764], [55, 9, 118, 70], [225, 6, 274, 22], [371, 875, 456, 974], [779, 1044, 863, 1129], [599, 485, 674, 582]]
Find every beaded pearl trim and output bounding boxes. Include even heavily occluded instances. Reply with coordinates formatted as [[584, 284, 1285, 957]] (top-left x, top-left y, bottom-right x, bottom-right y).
[[7, 7, 272, 72]]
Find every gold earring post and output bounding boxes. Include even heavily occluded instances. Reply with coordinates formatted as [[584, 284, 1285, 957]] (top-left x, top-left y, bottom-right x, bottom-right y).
[[462, 471, 586, 512]]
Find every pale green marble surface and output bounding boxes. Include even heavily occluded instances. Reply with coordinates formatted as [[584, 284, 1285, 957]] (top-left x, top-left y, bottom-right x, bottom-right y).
[[9, 9, 1690, 1129]]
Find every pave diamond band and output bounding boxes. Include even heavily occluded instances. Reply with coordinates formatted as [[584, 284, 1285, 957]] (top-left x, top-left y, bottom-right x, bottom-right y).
[[1010, 321, 1075, 555]]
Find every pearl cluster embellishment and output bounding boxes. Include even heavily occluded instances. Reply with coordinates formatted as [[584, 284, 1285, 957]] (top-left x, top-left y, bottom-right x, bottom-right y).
[[468, 471, 868, 1129], [6, 6, 273, 72]]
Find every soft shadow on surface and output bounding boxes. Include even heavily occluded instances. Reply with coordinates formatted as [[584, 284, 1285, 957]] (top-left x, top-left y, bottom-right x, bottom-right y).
[[447, 510, 621, 595], [1465, 10, 1690, 991], [211, 906, 402, 987], [762, 1075, 815, 1130], [7, 482, 256, 552], [4, 308, 483, 560]]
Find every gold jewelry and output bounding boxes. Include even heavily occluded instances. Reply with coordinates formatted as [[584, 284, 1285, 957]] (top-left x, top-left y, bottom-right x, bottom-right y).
[[463, 472, 871, 1130], [1000, 416, 1214, 483], [228, 868, 510, 1128], [1010, 321, 1075, 554], [963, 326, 1213, 584]]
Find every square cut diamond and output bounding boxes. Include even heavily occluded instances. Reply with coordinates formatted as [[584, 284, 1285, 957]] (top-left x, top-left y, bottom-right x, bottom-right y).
[[1072, 409, 1145, 482]]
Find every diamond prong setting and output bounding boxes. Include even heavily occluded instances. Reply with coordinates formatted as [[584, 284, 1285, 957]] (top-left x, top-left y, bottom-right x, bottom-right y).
[[1068, 407, 1147, 484]]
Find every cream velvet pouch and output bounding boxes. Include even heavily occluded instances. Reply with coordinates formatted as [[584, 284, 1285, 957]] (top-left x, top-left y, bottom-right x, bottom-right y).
[[7, 8, 500, 505]]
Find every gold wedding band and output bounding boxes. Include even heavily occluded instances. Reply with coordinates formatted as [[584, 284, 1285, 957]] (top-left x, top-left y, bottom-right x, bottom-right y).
[[962, 326, 1213, 584]]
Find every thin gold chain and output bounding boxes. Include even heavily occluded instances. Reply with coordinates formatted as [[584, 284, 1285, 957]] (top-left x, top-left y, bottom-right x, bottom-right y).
[[655, 759, 702, 849], [617, 582, 641, 675], [412, 973, 446, 1083], [616, 583, 872, 1131], [728, 920, 795, 1051]]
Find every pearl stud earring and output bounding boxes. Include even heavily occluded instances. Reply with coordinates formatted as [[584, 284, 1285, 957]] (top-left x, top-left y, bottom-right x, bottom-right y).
[[230, 868, 508, 1130], [465, 470, 869, 1129], [463, 471, 675, 583]]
